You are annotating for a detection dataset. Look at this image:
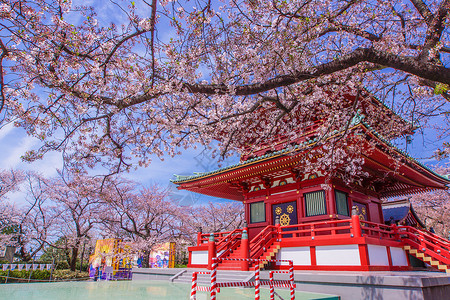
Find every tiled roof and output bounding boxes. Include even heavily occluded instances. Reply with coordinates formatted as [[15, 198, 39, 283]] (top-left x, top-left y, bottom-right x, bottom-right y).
[[172, 113, 449, 185]]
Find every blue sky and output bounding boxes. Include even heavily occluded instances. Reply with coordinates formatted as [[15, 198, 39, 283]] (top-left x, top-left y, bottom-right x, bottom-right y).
[[0, 122, 238, 206]]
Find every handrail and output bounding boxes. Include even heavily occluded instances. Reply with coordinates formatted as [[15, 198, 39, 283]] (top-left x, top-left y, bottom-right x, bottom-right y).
[[217, 229, 243, 256], [198, 230, 234, 244], [397, 226, 450, 264], [277, 219, 353, 239], [360, 220, 397, 240], [196, 219, 450, 270], [249, 225, 278, 259]]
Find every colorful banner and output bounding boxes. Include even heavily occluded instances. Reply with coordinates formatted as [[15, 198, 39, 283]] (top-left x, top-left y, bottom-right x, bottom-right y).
[[169, 242, 175, 268], [149, 243, 171, 268]]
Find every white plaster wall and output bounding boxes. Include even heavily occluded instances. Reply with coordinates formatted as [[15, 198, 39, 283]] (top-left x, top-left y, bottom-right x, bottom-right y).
[[368, 245, 389, 266], [191, 251, 208, 265], [390, 247, 408, 266], [276, 247, 311, 266], [316, 245, 360, 266]]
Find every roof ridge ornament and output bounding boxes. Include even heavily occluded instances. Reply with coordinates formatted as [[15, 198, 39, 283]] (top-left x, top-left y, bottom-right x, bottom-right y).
[[350, 110, 365, 126], [172, 174, 192, 181]]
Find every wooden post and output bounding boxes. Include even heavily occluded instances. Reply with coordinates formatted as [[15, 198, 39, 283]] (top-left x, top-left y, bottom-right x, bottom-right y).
[[269, 271, 275, 300], [241, 230, 249, 271], [207, 233, 216, 270], [210, 259, 218, 300], [275, 215, 281, 241], [5, 268, 9, 284], [351, 206, 362, 238], [254, 264, 260, 300], [197, 227, 202, 246], [391, 223, 399, 241], [190, 272, 197, 300]]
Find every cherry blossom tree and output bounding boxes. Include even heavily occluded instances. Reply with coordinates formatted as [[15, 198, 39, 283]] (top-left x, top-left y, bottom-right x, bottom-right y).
[[14, 172, 54, 261], [0, 169, 23, 246], [0, 202, 20, 250], [0, 171, 50, 260], [186, 202, 244, 241], [41, 171, 104, 270], [0, 0, 448, 177], [100, 179, 183, 267], [411, 189, 450, 237], [410, 166, 450, 237], [0, 169, 24, 200]]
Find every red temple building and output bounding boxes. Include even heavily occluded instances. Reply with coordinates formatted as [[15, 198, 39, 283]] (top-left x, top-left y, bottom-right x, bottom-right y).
[[172, 90, 450, 273]]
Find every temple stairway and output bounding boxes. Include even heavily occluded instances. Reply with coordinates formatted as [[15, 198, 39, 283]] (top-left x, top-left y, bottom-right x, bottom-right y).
[[256, 241, 281, 269], [404, 245, 450, 273], [217, 243, 245, 270]]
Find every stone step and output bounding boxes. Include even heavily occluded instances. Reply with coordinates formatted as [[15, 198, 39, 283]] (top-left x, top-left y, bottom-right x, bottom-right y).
[[403, 245, 449, 273]]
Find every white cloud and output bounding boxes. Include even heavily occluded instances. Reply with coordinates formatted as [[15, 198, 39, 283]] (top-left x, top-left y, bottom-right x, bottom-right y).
[[3, 135, 37, 169], [0, 122, 15, 141]]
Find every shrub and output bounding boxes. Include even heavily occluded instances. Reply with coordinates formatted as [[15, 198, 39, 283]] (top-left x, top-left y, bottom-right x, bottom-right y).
[[0, 270, 51, 283], [75, 262, 90, 272], [52, 270, 89, 280], [55, 261, 69, 270]]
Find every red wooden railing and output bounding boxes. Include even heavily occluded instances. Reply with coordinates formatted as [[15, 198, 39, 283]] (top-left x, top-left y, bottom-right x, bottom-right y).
[[360, 220, 398, 240], [249, 225, 278, 260], [195, 217, 450, 271], [278, 219, 354, 240], [197, 230, 237, 245], [216, 229, 243, 259], [397, 225, 450, 265]]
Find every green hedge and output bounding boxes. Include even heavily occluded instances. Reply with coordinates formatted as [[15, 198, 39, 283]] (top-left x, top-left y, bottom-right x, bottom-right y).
[[0, 270, 51, 283], [52, 270, 89, 280]]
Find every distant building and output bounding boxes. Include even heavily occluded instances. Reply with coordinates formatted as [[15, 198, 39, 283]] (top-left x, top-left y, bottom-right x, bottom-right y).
[[0, 246, 16, 263]]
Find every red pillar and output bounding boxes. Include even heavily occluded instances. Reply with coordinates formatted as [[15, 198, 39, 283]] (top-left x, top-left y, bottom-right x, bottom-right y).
[[275, 215, 281, 241], [207, 233, 216, 270], [351, 206, 362, 238], [352, 205, 369, 269], [241, 230, 249, 271]]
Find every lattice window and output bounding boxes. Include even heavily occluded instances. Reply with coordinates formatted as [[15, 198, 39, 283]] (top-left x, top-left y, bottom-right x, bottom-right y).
[[335, 190, 349, 216], [304, 190, 326, 217], [250, 201, 265, 223]]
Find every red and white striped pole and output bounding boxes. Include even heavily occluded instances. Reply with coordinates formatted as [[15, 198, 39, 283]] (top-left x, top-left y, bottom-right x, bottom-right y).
[[210, 258, 218, 300], [190, 272, 197, 300], [289, 261, 295, 300], [269, 271, 275, 300], [254, 263, 260, 300]]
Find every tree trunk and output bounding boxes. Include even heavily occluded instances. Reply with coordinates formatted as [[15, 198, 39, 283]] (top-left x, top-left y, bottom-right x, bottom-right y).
[[142, 249, 150, 268], [19, 246, 31, 262], [69, 247, 79, 271]]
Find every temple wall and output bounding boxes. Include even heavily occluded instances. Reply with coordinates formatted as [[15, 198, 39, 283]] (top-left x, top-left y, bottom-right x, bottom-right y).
[[316, 245, 360, 266], [367, 245, 390, 266], [190, 251, 208, 265], [276, 247, 311, 266], [390, 247, 409, 266]]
